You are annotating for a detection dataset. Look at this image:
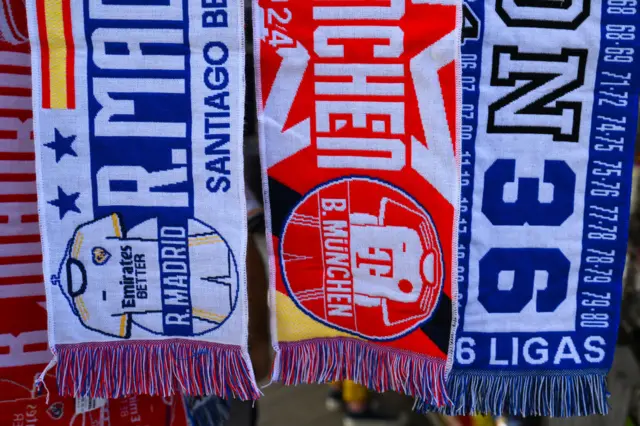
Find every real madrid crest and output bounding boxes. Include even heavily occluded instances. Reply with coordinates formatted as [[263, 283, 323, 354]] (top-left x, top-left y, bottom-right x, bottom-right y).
[[91, 246, 111, 266]]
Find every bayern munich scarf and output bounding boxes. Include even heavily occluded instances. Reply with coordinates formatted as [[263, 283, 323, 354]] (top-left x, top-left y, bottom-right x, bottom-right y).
[[253, 0, 462, 406], [418, 0, 640, 416], [25, 0, 259, 400]]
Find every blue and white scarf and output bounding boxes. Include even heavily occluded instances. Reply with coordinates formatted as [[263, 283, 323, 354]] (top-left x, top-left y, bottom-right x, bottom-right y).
[[421, 0, 640, 416], [26, 0, 258, 400]]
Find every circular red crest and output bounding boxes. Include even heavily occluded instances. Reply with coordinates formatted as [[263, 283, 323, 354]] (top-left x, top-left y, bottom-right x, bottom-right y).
[[280, 177, 444, 340]]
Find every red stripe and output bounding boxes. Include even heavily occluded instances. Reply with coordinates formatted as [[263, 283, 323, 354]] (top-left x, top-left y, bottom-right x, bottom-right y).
[[0, 214, 38, 224], [24, 342, 49, 353], [0, 254, 42, 265], [2, 0, 19, 43], [0, 173, 36, 182], [0, 275, 44, 285], [0, 131, 17, 140], [0, 234, 40, 244], [0, 152, 35, 161], [35, 0, 51, 109], [62, 0, 75, 109], [0, 194, 37, 203], [0, 87, 31, 97], [0, 109, 32, 122], [0, 65, 31, 75], [21, 214, 38, 223]]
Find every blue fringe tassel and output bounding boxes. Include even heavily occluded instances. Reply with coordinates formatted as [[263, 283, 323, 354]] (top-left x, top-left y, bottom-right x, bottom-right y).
[[415, 370, 609, 417]]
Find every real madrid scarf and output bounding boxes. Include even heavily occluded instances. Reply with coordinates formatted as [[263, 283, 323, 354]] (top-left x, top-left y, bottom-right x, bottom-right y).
[[418, 0, 640, 416], [253, 0, 462, 406], [25, 0, 260, 400]]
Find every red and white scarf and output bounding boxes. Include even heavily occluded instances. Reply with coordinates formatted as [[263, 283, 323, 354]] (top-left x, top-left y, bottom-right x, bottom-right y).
[[0, 6, 190, 422], [253, 0, 462, 407]]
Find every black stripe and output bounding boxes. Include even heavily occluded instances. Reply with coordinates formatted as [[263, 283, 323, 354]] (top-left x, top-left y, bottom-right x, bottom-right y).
[[268, 177, 303, 239], [420, 293, 452, 355]]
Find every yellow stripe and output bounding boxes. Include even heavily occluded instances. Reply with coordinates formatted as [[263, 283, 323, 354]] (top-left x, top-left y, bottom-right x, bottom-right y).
[[75, 296, 89, 321], [119, 315, 127, 337], [193, 309, 226, 322], [189, 235, 222, 242], [275, 292, 356, 342], [44, 0, 68, 109], [111, 214, 122, 238], [189, 240, 222, 247], [72, 232, 84, 258], [188, 236, 222, 247]]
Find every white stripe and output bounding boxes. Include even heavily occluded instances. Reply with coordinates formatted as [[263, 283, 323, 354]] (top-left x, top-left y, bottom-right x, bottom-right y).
[[0, 202, 37, 219], [0, 242, 41, 257], [0, 160, 38, 174], [290, 218, 319, 226], [283, 253, 313, 261], [410, 31, 458, 204], [296, 288, 324, 296], [0, 283, 45, 299], [0, 263, 42, 278], [0, 181, 35, 196], [0, 95, 31, 110], [262, 42, 312, 168], [411, 0, 458, 5], [296, 293, 324, 302], [0, 73, 30, 89], [0, 51, 30, 67]]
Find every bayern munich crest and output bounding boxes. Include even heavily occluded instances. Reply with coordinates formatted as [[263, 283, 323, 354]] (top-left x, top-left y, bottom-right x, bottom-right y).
[[280, 177, 444, 340]]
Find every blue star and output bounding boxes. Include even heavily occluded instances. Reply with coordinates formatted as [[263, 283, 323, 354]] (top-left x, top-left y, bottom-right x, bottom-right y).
[[48, 187, 81, 219], [45, 129, 77, 163]]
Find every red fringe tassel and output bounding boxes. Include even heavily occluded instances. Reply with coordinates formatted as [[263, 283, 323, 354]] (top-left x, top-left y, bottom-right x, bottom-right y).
[[274, 337, 449, 407]]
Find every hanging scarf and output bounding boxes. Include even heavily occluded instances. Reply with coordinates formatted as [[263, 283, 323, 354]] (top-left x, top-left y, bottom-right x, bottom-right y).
[[0, 10, 192, 423], [253, 0, 462, 406], [0, 4, 53, 404], [420, 0, 640, 416], [24, 0, 258, 399]]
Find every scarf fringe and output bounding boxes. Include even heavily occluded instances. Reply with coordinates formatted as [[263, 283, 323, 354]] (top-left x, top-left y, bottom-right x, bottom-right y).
[[53, 340, 260, 400], [274, 338, 449, 407], [415, 371, 609, 417]]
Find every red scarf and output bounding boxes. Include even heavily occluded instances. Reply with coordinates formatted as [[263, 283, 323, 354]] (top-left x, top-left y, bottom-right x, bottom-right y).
[[0, 4, 188, 423], [254, 0, 461, 406]]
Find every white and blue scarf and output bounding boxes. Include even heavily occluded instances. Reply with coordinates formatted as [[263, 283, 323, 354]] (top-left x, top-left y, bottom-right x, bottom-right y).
[[26, 0, 258, 400], [419, 0, 640, 416]]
